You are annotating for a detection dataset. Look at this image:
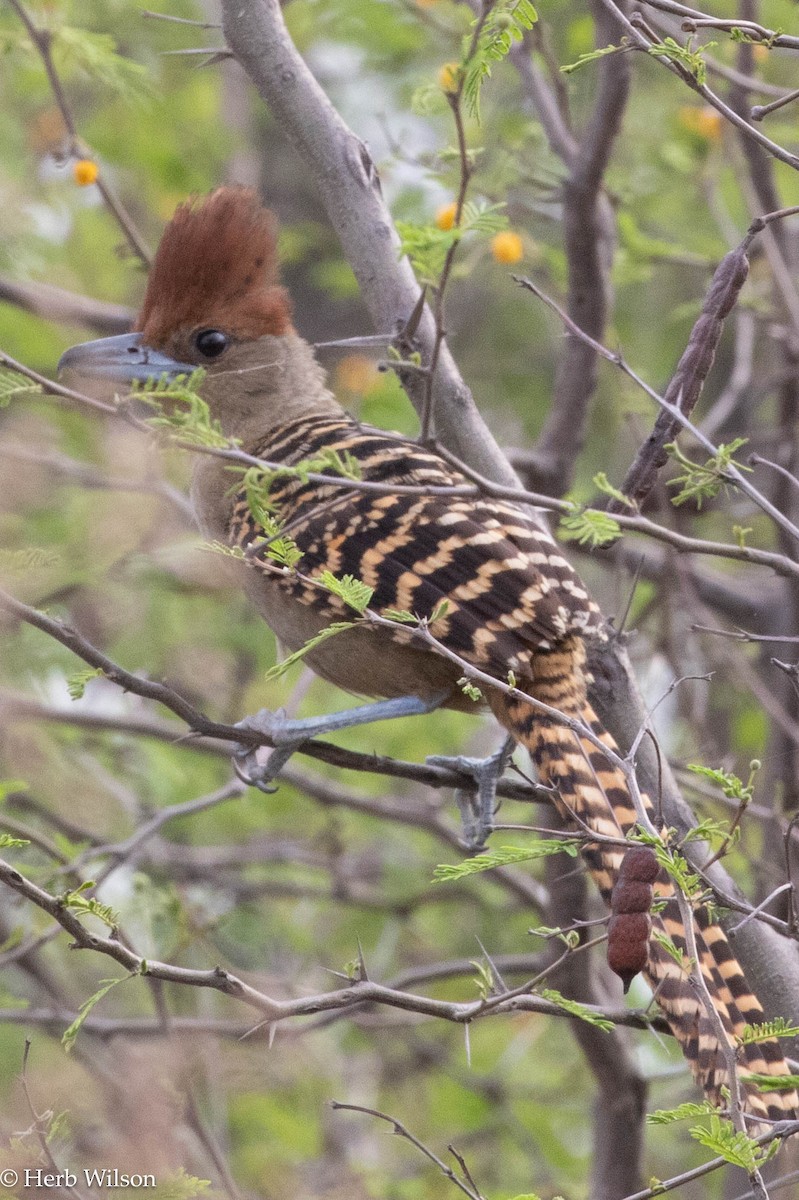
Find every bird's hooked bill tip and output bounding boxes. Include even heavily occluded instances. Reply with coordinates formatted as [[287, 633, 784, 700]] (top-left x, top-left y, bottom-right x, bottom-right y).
[[57, 332, 195, 385]]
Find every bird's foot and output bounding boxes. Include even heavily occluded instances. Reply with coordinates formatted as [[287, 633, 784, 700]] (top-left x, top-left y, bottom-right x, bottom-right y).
[[232, 708, 308, 793], [427, 736, 515, 850], [233, 693, 448, 793]]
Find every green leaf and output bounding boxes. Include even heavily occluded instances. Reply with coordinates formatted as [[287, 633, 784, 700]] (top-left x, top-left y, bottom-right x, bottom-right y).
[[62, 975, 130, 1054], [561, 41, 626, 75], [560, 507, 621, 547], [433, 840, 580, 882], [647, 1100, 717, 1124], [686, 762, 757, 804], [681, 817, 734, 846], [730, 26, 783, 47], [651, 928, 689, 969], [507, 1194, 558, 1200], [689, 1115, 775, 1170], [666, 438, 750, 508], [61, 885, 119, 929], [67, 666, 103, 700], [411, 82, 449, 116], [265, 622, 355, 681], [593, 471, 633, 508], [138, 372, 233, 449], [0, 367, 42, 404], [234, 477, 303, 569], [460, 200, 508, 235], [53, 26, 150, 100], [646, 36, 715, 86], [651, 843, 701, 897], [145, 1169, 211, 1200], [539, 988, 615, 1031], [397, 204, 507, 284], [739, 1071, 799, 1092], [458, 676, 483, 702], [429, 599, 450, 624], [0, 833, 30, 850], [739, 1017, 799, 1045], [383, 608, 418, 624], [200, 540, 247, 560], [396, 220, 458, 285], [462, 0, 538, 120], [472, 959, 495, 1000], [317, 571, 374, 615], [306, 446, 363, 481]]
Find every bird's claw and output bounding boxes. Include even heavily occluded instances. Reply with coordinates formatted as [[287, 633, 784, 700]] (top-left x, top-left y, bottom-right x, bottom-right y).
[[232, 708, 307, 794], [427, 737, 515, 850]]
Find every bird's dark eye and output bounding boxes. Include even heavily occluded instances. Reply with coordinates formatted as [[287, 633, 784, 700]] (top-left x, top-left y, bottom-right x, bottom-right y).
[[194, 329, 229, 359]]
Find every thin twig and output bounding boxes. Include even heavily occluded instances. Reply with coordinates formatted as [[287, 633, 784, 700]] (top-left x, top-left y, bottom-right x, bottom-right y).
[[6, 0, 152, 266], [330, 1102, 484, 1200], [513, 267, 799, 548], [20, 1040, 88, 1200]]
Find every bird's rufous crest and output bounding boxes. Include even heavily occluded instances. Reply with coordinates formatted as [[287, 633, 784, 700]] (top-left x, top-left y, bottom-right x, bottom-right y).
[[135, 187, 293, 347]]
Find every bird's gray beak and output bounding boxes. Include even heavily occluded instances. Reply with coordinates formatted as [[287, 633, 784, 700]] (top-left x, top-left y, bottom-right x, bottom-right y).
[[57, 333, 195, 387]]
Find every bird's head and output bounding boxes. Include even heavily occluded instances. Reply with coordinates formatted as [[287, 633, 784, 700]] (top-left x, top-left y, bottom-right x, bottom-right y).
[[58, 187, 334, 438]]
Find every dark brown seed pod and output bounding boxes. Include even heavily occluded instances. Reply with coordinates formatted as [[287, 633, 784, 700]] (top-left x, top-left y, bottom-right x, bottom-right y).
[[618, 845, 660, 884], [613, 879, 655, 914], [608, 913, 652, 991], [607, 846, 659, 992]]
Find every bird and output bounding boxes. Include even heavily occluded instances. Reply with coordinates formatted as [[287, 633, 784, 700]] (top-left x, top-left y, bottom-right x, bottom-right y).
[[58, 186, 799, 1124]]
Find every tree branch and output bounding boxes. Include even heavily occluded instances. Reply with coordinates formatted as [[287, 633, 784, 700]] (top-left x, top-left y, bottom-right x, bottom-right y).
[[534, 0, 631, 496], [217, 0, 522, 490]]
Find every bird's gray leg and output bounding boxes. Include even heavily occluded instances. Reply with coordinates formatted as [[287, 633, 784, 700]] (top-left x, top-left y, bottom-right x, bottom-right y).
[[233, 693, 448, 792], [426, 736, 516, 849]]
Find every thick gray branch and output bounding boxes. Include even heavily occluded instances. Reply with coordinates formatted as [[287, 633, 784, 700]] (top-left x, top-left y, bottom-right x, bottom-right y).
[[533, 0, 630, 495], [0, 275, 133, 335], [218, 0, 520, 489]]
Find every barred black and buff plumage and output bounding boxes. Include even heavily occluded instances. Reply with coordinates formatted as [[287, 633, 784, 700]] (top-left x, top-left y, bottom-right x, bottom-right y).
[[229, 412, 798, 1123], [59, 187, 799, 1125]]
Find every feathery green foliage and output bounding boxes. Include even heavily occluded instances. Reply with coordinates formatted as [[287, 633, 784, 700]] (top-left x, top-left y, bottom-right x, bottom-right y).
[[461, 1, 538, 119], [62, 975, 130, 1053], [689, 1115, 779, 1170], [560, 505, 622, 547], [265, 622, 355, 681], [647, 1100, 717, 1125], [62, 881, 119, 929], [739, 1018, 799, 1045], [0, 367, 42, 404], [667, 438, 750, 507], [317, 571, 374, 614], [538, 989, 615, 1032], [433, 839, 579, 881], [67, 666, 104, 699]]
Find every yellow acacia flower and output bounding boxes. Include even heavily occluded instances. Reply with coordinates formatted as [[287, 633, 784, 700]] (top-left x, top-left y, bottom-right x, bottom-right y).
[[491, 231, 524, 265], [677, 105, 723, 142], [435, 202, 458, 231], [73, 159, 99, 186], [438, 62, 461, 93], [335, 354, 380, 396]]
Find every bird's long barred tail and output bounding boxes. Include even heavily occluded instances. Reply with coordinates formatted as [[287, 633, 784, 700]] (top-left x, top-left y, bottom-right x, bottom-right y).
[[489, 640, 799, 1123]]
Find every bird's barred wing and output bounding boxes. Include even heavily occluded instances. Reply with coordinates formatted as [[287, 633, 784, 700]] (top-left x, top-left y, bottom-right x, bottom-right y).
[[231, 436, 606, 671]]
